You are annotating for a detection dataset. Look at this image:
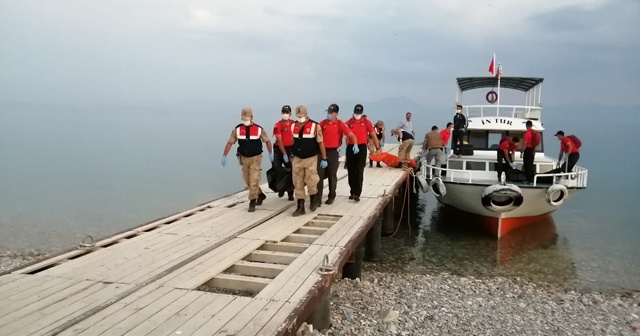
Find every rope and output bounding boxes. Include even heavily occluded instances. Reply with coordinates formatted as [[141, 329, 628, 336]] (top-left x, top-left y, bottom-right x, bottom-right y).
[[388, 169, 413, 238]]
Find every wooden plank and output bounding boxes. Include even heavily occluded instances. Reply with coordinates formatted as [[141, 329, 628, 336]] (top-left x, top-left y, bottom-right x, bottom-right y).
[[253, 302, 297, 336], [259, 242, 310, 254], [158, 294, 235, 335], [0, 281, 132, 336], [0, 278, 93, 327], [98, 289, 187, 336], [155, 238, 262, 289], [0, 276, 77, 316], [236, 300, 289, 336], [207, 273, 271, 293], [121, 290, 203, 336], [215, 299, 271, 335], [227, 260, 286, 279], [189, 297, 252, 335], [244, 250, 299, 265], [304, 219, 337, 228], [0, 274, 57, 301], [281, 233, 320, 245], [56, 286, 171, 336], [140, 292, 218, 335], [295, 226, 328, 235]]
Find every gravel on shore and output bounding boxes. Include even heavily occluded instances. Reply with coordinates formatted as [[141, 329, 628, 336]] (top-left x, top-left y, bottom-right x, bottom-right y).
[[0, 249, 49, 274], [299, 270, 640, 336]]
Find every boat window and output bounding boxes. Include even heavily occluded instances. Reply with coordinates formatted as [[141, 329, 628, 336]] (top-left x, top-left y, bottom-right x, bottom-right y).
[[465, 161, 487, 171], [468, 132, 486, 149], [448, 160, 463, 170], [488, 132, 505, 150]]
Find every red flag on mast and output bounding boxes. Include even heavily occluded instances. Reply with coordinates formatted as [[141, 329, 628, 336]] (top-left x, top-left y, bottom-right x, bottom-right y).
[[488, 56, 495, 76]]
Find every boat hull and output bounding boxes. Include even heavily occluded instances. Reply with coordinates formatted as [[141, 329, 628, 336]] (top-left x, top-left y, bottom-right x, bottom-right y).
[[433, 181, 580, 238]]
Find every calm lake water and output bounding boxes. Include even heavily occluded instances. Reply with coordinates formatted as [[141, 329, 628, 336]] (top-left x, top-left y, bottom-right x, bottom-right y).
[[1, 104, 638, 292]]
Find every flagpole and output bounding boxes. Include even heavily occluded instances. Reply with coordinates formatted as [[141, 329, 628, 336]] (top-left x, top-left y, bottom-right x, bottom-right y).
[[496, 54, 501, 116]]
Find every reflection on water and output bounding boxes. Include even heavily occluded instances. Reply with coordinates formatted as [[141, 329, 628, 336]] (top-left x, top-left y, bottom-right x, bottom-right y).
[[377, 194, 581, 290]]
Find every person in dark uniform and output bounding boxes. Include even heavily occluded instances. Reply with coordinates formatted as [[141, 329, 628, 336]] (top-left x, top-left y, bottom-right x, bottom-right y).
[[272, 105, 295, 200], [318, 104, 357, 205], [452, 104, 467, 157], [221, 107, 274, 212], [344, 104, 380, 202]]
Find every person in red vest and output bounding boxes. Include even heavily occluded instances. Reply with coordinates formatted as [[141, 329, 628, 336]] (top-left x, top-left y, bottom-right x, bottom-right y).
[[496, 136, 520, 180], [554, 131, 580, 173], [272, 105, 294, 201], [440, 122, 453, 155], [318, 104, 357, 205], [345, 104, 380, 202], [520, 120, 540, 184], [290, 106, 328, 216], [221, 108, 274, 212]]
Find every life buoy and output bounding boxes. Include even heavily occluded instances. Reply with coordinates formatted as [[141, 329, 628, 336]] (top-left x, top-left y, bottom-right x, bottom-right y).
[[486, 90, 498, 104], [430, 177, 446, 197], [546, 184, 568, 206], [481, 184, 523, 213]]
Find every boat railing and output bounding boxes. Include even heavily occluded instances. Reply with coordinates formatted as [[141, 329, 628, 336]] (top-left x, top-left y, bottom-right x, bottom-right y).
[[533, 166, 588, 187], [420, 159, 588, 187], [463, 105, 541, 119], [419, 160, 473, 183]]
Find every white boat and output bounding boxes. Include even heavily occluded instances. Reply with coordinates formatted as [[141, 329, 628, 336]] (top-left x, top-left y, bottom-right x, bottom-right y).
[[418, 76, 588, 238]]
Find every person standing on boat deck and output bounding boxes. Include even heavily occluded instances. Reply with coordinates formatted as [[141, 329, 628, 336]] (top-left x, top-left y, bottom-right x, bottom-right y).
[[391, 128, 415, 169], [397, 112, 415, 137], [520, 120, 541, 184], [440, 122, 453, 155], [318, 104, 357, 206], [290, 105, 327, 217], [422, 126, 445, 176], [221, 107, 274, 213], [369, 120, 386, 167], [496, 136, 520, 180], [345, 104, 380, 202], [272, 105, 295, 201], [452, 105, 467, 157], [554, 131, 580, 173]]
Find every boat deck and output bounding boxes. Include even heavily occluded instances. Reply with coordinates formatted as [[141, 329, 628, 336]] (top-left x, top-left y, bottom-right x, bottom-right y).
[[0, 144, 420, 336]]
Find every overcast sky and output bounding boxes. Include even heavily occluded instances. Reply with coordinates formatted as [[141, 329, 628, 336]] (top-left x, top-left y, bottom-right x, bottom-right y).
[[1, 0, 639, 110]]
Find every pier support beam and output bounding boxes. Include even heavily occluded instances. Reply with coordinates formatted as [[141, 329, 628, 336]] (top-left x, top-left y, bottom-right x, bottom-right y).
[[305, 290, 331, 331], [382, 200, 395, 235], [364, 218, 382, 262], [342, 242, 364, 279]]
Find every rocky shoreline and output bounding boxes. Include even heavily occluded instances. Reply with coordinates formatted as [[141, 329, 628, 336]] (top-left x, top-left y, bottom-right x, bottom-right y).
[[314, 270, 640, 336], [0, 249, 49, 274]]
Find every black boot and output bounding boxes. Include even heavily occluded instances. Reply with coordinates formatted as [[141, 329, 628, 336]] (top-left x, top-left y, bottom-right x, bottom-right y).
[[376, 162, 382, 168], [256, 192, 266, 205], [287, 191, 294, 201], [278, 191, 285, 198], [292, 199, 305, 217], [309, 194, 320, 212], [248, 199, 256, 212], [369, 160, 373, 168]]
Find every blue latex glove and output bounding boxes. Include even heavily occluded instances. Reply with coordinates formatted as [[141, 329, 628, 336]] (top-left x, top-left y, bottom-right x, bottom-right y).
[[269, 153, 274, 163], [283, 154, 289, 164], [221, 155, 227, 167], [352, 146, 360, 154], [509, 163, 516, 169], [320, 159, 328, 169], [380, 141, 385, 147], [444, 147, 449, 154]]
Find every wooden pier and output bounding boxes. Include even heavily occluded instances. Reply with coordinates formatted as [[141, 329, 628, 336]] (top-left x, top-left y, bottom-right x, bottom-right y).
[[0, 145, 421, 336]]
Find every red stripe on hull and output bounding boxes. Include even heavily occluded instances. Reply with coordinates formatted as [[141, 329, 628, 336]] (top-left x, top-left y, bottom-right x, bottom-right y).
[[441, 205, 554, 238]]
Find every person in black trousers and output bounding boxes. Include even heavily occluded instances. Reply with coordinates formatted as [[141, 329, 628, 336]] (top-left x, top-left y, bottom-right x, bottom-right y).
[[452, 104, 467, 157], [521, 120, 540, 184]]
